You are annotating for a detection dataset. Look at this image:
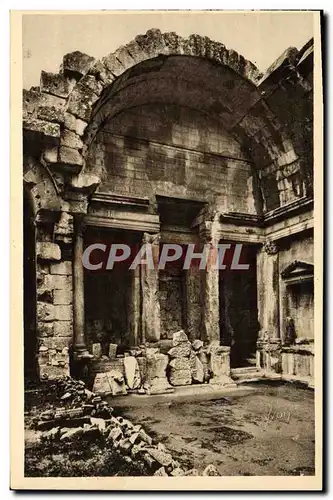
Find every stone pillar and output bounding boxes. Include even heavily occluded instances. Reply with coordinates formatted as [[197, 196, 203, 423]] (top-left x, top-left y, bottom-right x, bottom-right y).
[[140, 232, 161, 343], [200, 220, 220, 344], [72, 218, 89, 358], [256, 241, 281, 373], [184, 265, 201, 341], [257, 241, 280, 340]]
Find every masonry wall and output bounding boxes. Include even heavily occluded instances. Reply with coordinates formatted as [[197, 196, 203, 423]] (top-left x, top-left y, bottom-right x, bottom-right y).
[[85, 104, 259, 215]]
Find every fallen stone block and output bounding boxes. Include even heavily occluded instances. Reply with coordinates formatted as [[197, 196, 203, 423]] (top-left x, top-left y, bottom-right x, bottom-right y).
[[124, 356, 141, 390], [169, 369, 192, 386], [90, 417, 106, 432], [108, 426, 123, 443], [170, 467, 185, 476], [119, 438, 133, 453], [169, 358, 191, 371], [42, 426, 60, 441], [184, 468, 199, 476]]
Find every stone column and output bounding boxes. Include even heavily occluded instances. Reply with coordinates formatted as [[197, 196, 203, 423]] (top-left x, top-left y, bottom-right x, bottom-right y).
[[256, 241, 281, 373], [140, 232, 161, 343], [128, 266, 141, 346], [200, 220, 220, 344], [257, 241, 280, 340], [73, 218, 89, 358]]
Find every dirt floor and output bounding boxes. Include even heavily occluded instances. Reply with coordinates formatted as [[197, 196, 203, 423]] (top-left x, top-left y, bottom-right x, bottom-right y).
[[111, 381, 315, 476]]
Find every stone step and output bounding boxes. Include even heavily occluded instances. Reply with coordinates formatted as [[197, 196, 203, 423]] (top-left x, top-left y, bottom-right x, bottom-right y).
[[231, 366, 258, 375]]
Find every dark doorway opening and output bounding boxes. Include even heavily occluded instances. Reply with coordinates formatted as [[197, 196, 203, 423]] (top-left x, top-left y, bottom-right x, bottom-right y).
[[23, 193, 38, 381], [219, 245, 259, 368]]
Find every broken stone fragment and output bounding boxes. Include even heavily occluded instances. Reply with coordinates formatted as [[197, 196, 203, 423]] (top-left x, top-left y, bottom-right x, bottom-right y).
[[58, 146, 83, 169], [62, 51, 96, 79], [108, 343, 117, 359], [60, 426, 84, 441], [170, 467, 185, 476], [154, 466, 168, 476], [108, 426, 123, 443], [183, 468, 199, 476], [190, 354, 205, 383], [42, 426, 60, 441], [36, 242, 61, 262], [167, 342, 192, 358], [172, 330, 189, 346], [169, 369, 192, 386], [139, 428, 153, 446], [119, 438, 133, 453], [147, 447, 173, 467], [23, 117, 60, 141], [92, 343, 102, 358], [90, 417, 106, 432], [202, 464, 220, 476], [40, 70, 74, 98], [192, 339, 204, 351], [123, 356, 141, 390], [169, 358, 191, 371]]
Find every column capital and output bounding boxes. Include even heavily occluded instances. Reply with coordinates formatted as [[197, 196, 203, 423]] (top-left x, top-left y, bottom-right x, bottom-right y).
[[142, 231, 160, 246], [263, 240, 279, 255]]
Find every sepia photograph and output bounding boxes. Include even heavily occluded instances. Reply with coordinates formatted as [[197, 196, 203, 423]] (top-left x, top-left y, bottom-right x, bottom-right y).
[[11, 9, 323, 490]]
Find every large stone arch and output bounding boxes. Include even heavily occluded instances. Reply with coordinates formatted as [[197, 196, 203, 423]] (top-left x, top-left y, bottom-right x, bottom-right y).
[[23, 29, 313, 214]]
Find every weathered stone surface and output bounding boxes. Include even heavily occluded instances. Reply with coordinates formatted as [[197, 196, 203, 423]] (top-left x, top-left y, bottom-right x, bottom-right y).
[[92, 343, 102, 358], [172, 330, 189, 346], [37, 322, 54, 338], [53, 287, 72, 305], [36, 242, 61, 262], [37, 302, 54, 322], [53, 321, 72, 337], [108, 343, 117, 359], [42, 147, 58, 164], [37, 105, 65, 124], [147, 447, 173, 467], [58, 146, 83, 168], [62, 51, 96, 79], [202, 464, 220, 476], [191, 355, 205, 383], [146, 352, 168, 379], [54, 305, 73, 322], [64, 113, 88, 136], [154, 466, 168, 476], [141, 233, 161, 342], [60, 129, 83, 150], [192, 339, 204, 351], [167, 343, 191, 358], [40, 70, 74, 98], [23, 118, 60, 140], [170, 467, 185, 476], [102, 53, 126, 77], [67, 82, 99, 121], [124, 356, 141, 390], [169, 369, 192, 386], [183, 468, 199, 476], [169, 358, 191, 371]]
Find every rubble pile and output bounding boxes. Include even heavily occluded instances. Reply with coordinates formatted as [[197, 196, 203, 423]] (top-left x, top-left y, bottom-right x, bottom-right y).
[[33, 377, 220, 477]]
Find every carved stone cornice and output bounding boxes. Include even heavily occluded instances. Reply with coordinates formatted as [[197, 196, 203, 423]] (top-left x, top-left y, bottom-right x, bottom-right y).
[[263, 240, 279, 255]]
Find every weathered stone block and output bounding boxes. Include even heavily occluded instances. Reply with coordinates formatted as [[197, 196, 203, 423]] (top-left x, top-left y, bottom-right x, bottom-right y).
[[62, 51, 96, 79], [124, 356, 141, 389], [146, 352, 168, 379], [64, 113, 88, 136], [37, 322, 54, 338], [39, 336, 71, 351], [58, 146, 83, 168], [37, 302, 55, 322], [42, 147, 58, 164], [54, 305, 73, 321], [54, 321, 72, 337], [40, 71, 74, 98], [167, 343, 191, 358], [36, 242, 61, 262], [36, 105, 65, 124], [61, 129, 84, 150], [92, 343, 102, 358], [53, 287, 72, 305], [169, 358, 191, 371], [50, 261, 72, 275], [172, 330, 189, 346], [192, 339, 204, 351], [23, 118, 60, 140]]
